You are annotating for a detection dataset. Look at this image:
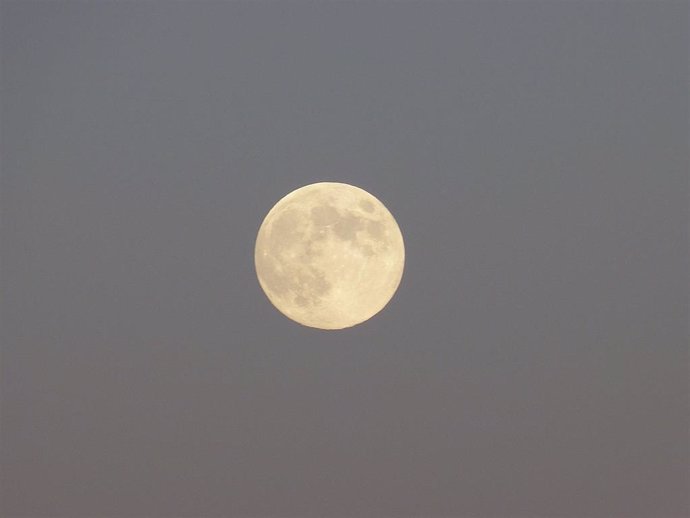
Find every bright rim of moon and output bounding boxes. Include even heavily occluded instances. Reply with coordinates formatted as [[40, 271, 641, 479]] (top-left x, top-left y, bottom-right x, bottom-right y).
[[255, 182, 405, 330]]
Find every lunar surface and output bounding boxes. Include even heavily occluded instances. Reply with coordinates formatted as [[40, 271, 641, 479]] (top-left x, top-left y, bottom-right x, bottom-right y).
[[255, 182, 405, 329]]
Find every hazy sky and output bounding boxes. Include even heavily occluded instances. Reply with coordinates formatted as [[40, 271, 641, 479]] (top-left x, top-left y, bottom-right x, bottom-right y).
[[1, 2, 688, 517]]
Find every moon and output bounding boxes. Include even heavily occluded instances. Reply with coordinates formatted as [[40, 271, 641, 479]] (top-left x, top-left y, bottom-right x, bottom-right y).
[[255, 182, 405, 330]]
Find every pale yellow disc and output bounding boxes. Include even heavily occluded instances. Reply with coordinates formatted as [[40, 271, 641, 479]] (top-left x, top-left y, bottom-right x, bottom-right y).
[[254, 182, 405, 329]]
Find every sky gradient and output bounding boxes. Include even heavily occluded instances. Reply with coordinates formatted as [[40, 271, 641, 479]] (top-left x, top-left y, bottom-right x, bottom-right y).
[[1, 1, 688, 517]]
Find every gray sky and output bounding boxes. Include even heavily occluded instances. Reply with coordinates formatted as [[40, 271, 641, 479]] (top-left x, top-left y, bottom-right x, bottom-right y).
[[1, 2, 688, 517]]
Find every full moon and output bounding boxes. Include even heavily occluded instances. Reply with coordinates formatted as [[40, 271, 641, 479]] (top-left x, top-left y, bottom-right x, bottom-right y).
[[255, 182, 405, 329]]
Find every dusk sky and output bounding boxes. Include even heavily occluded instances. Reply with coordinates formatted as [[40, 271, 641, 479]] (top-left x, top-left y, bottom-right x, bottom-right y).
[[1, 2, 688, 517]]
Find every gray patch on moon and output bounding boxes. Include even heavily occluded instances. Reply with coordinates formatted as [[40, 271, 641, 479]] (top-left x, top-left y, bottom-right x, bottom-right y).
[[367, 220, 384, 239], [360, 244, 374, 256], [311, 205, 340, 227], [333, 211, 364, 241], [359, 199, 374, 213], [291, 266, 330, 306], [270, 209, 305, 248]]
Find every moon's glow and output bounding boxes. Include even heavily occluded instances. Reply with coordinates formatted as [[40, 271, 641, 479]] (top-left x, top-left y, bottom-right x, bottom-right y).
[[255, 182, 405, 329]]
